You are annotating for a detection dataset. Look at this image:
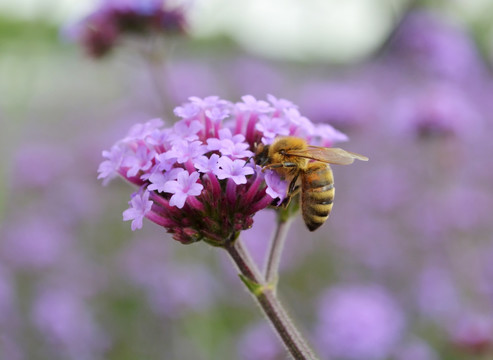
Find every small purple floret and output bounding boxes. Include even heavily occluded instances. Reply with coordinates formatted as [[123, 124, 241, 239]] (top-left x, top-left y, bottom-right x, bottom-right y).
[[162, 171, 203, 208], [97, 145, 125, 185], [194, 154, 220, 174], [215, 157, 254, 185], [147, 168, 184, 193], [264, 170, 288, 205], [123, 190, 153, 231]]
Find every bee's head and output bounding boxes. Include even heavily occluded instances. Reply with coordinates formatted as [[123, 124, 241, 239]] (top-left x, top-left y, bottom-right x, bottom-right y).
[[254, 143, 270, 166], [269, 137, 308, 168]]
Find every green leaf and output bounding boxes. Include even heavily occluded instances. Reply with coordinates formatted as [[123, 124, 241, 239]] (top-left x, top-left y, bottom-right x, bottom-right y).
[[238, 274, 263, 296]]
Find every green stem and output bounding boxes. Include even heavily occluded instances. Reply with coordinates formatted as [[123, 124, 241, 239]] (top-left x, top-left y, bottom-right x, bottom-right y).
[[264, 218, 293, 290], [225, 238, 318, 360]]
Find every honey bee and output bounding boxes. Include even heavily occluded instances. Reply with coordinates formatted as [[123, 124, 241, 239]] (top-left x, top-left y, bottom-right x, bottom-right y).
[[255, 136, 368, 231]]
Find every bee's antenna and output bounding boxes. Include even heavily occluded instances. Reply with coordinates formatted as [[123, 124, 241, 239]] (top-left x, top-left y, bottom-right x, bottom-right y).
[[243, 156, 254, 167]]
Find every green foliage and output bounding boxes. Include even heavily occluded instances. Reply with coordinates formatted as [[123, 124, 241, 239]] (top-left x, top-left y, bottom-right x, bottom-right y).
[[0, 15, 59, 45]]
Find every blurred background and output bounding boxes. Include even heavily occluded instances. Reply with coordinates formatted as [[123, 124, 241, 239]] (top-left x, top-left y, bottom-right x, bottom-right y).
[[1, 0, 493, 359]]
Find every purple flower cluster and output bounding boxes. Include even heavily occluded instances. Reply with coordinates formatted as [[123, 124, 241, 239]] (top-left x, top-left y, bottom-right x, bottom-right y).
[[448, 313, 493, 354], [120, 236, 218, 317], [98, 95, 347, 245], [33, 287, 109, 359], [388, 10, 485, 83], [315, 284, 405, 360], [390, 82, 481, 140], [72, 0, 187, 58], [237, 322, 283, 360]]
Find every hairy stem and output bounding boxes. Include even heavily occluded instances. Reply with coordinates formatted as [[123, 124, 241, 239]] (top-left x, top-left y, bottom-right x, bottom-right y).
[[225, 238, 318, 360], [264, 218, 293, 289]]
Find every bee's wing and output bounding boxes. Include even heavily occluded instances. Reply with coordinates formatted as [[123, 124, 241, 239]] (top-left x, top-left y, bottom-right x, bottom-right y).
[[286, 146, 369, 165]]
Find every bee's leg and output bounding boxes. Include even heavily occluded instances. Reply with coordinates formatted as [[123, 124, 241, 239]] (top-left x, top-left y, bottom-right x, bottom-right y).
[[287, 173, 299, 195], [263, 162, 298, 171], [280, 188, 300, 208]]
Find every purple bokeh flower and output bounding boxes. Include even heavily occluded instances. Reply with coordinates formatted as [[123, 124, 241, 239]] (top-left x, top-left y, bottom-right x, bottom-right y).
[[390, 82, 481, 139], [0, 335, 23, 360], [394, 338, 439, 360], [416, 265, 461, 322], [448, 313, 493, 354], [33, 287, 109, 359], [388, 10, 486, 83], [315, 284, 405, 360], [69, 0, 187, 58], [120, 236, 218, 317], [237, 322, 284, 360], [0, 265, 15, 324], [12, 143, 72, 189], [240, 209, 309, 276], [99, 95, 348, 245], [1, 217, 74, 270]]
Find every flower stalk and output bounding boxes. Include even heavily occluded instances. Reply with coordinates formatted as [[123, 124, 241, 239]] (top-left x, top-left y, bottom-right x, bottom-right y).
[[264, 217, 293, 290], [225, 237, 318, 360]]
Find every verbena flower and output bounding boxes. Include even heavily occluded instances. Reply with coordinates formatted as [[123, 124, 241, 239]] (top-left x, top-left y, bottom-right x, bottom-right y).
[[315, 284, 405, 360], [237, 322, 283, 360], [120, 237, 218, 317], [394, 338, 439, 360], [1, 216, 74, 270], [0, 265, 14, 324], [388, 10, 484, 83], [33, 287, 109, 359], [391, 83, 481, 139], [448, 313, 493, 354], [70, 0, 187, 58], [98, 95, 348, 245]]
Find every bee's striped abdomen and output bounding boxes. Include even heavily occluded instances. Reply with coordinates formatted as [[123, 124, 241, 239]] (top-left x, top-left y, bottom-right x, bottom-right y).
[[301, 163, 335, 231]]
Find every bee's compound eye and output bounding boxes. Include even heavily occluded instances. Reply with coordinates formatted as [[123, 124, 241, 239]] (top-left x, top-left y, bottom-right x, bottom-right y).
[[279, 149, 286, 155]]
